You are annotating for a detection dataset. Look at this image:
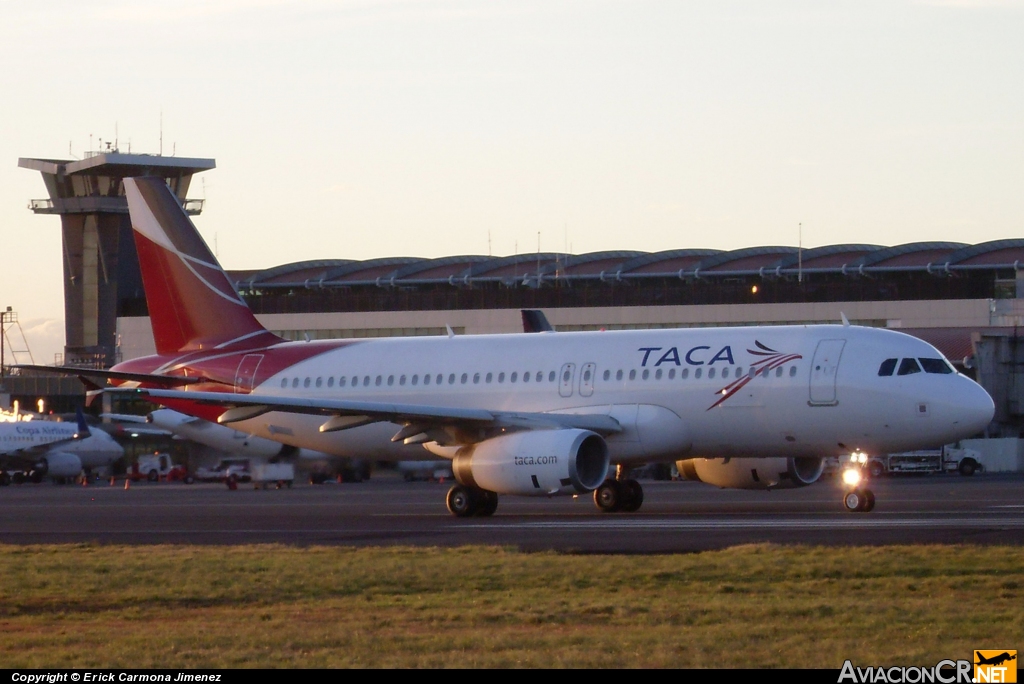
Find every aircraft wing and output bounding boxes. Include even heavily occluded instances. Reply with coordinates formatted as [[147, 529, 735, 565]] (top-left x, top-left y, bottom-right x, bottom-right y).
[[110, 387, 623, 442], [15, 365, 206, 387]]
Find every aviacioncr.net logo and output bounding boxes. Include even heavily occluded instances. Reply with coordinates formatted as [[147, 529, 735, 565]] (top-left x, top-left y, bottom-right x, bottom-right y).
[[839, 659, 973, 683], [974, 651, 1017, 683]]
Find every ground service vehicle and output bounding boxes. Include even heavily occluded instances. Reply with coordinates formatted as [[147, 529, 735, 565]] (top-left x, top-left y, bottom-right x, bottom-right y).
[[126, 453, 188, 482], [866, 447, 982, 477], [251, 462, 295, 489]]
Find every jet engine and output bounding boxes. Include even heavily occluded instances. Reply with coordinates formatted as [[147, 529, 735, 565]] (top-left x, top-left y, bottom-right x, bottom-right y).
[[452, 429, 609, 496], [33, 452, 84, 479], [676, 456, 824, 490]]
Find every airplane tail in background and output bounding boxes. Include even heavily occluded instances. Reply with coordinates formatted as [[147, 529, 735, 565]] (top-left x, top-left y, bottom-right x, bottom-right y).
[[74, 407, 91, 438], [124, 177, 282, 355]]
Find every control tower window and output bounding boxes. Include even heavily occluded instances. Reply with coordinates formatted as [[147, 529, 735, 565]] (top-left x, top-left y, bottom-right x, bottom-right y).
[[878, 358, 897, 376]]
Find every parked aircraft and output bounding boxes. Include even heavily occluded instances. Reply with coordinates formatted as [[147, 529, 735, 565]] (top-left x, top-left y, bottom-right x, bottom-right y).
[[0, 409, 124, 485], [107, 408, 368, 479], [22, 177, 995, 515]]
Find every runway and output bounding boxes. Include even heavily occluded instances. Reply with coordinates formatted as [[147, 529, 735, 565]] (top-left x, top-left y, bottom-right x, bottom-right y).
[[1, 473, 1022, 552]]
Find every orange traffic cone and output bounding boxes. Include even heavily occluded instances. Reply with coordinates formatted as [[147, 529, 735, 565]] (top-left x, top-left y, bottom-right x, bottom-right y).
[[109, 476, 115, 486], [124, 477, 130, 490]]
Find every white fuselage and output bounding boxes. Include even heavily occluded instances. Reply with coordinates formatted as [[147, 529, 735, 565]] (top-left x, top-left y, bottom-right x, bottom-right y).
[[0, 422, 124, 470], [223, 324, 993, 465]]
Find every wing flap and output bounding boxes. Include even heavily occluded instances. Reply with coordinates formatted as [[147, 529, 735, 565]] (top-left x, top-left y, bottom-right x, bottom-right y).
[[110, 387, 622, 438]]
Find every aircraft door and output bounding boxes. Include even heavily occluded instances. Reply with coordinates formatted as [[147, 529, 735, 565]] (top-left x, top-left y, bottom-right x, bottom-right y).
[[579, 362, 596, 397], [559, 363, 576, 398], [234, 354, 264, 393], [809, 340, 845, 406]]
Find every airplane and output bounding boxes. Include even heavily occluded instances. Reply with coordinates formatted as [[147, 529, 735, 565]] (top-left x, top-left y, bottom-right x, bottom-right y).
[[0, 409, 124, 485], [20, 176, 995, 515], [106, 408, 370, 480], [975, 652, 1016, 667]]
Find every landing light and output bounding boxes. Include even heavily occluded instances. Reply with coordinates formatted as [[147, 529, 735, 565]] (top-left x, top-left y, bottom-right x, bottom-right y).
[[842, 468, 862, 487]]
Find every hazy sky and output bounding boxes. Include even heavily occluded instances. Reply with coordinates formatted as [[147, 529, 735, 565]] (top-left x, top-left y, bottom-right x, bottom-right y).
[[1, 0, 1022, 362]]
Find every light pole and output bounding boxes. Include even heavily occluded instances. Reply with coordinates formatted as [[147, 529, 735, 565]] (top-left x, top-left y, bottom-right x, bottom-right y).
[[0, 306, 13, 384]]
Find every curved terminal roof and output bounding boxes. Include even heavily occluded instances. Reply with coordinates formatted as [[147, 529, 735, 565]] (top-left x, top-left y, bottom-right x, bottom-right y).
[[226, 240, 1024, 288]]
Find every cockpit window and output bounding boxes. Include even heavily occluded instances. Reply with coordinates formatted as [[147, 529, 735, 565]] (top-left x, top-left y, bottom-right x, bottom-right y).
[[878, 358, 897, 376], [897, 358, 922, 376], [918, 358, 953, 374]]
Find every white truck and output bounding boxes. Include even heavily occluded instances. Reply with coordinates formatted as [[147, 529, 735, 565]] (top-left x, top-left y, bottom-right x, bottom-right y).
[[866, 446, 982, 478], [251, 462, 295, 489]]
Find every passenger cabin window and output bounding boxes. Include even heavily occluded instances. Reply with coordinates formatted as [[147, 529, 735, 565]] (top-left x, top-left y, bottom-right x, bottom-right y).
[[897, 358, 922, 376], [281, 378, 288, 388], [878, 358, 897, 376], [919, 358, 954, 374]]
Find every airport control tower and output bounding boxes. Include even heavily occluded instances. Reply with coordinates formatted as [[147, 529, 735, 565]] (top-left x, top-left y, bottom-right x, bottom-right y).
[[19, 150, 215, 368]]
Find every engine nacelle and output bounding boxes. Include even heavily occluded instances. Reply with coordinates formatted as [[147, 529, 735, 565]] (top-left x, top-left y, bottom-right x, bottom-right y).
[[676, 456, 824, 490], [452, 429, 609, 496], [34, 452, 84, 479]]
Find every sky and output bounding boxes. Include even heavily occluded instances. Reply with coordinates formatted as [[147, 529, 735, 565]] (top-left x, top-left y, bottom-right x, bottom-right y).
[[1, 0, 1022, 363]]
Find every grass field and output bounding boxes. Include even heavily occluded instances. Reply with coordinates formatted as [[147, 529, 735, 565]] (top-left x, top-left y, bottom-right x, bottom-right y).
[[0, 543, 1020, 668]]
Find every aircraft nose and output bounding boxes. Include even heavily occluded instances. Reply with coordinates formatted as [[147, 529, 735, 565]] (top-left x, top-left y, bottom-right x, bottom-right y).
[[959, 379, 994, 435]]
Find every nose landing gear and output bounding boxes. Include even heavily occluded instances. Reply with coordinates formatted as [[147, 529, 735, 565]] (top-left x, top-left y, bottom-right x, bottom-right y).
[[843, 487, 875, 512]]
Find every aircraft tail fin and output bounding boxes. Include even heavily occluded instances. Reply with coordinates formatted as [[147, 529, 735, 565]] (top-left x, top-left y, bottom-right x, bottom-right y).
[[74, 407, 91, 438], [124, 177, 282, 355]]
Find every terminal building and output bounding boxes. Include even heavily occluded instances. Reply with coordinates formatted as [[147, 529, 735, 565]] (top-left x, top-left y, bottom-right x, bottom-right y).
[[14, 152, 1024, 448]]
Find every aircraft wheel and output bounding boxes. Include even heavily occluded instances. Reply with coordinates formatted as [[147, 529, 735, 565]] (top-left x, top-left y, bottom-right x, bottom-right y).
[[0, 472, 10, 486], [862, 489, 876, 512], [621, 479, 644, 512], [30, 471, 43, 484], [476, 490, 499, 517], [843, 489, 864, 512], [594, 480, 622, 513], [13, 472, 25, 485], [446, 484, 478, 517]]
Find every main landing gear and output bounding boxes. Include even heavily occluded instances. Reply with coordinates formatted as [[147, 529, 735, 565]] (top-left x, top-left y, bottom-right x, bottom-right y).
[[446, 484, 499, 518], [594, 468, 644, 513]]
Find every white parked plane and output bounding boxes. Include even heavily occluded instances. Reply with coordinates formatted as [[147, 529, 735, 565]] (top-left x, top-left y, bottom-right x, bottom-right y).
[[22, 178, 995, 514], [107, 408, 358, 476], [0, 409, 124, 485]]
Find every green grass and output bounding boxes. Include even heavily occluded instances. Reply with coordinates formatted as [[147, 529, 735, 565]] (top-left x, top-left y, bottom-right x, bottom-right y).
[[0, 543, 1020, 668]]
